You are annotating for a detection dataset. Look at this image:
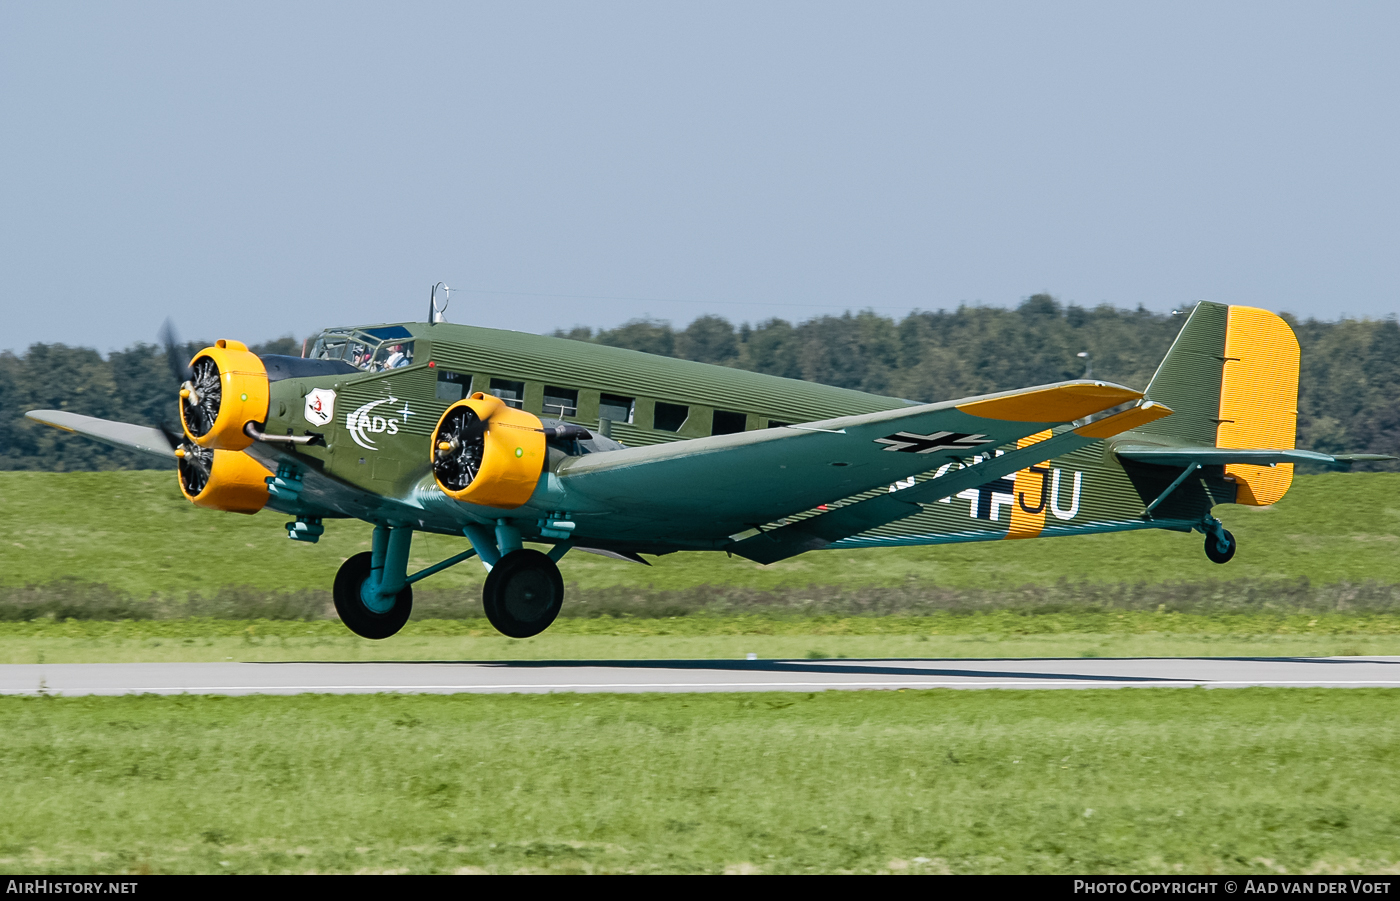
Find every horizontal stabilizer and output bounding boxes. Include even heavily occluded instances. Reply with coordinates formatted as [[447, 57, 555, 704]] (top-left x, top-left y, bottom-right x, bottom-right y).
[[25, 410, 175, 462], [1332, 454, 1399, 465], [1116, 445, 1396, 470]]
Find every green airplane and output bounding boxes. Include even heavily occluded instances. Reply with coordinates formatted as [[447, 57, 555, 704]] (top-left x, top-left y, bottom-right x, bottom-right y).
[[26, 300, 1385, 641]]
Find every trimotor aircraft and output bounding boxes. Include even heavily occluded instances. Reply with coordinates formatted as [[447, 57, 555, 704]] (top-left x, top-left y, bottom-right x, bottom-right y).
[[27, 300, 1383, 640]]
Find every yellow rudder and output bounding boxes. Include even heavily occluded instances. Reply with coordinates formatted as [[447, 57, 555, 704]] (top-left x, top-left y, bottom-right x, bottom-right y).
[[1217, 306, 1300, 506]]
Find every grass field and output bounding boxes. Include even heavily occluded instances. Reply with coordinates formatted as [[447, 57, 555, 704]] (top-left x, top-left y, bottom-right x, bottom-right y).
[[2, 690, 1397, 874], [3, 475, 1399, 875], [3, 470, 1399, 597]]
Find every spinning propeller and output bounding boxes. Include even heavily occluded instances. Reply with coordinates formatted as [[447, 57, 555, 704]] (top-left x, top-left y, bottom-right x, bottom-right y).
[[157, 320, 215, 498], [433, 405, 489, 491], [162, 319, 223, 440]]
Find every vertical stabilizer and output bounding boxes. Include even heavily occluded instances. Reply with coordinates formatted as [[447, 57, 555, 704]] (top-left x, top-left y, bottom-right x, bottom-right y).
[[1124, 301, 1300, 506]]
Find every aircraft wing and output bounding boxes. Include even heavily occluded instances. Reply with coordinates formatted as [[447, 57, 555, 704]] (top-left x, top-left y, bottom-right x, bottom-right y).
[[24, 410, 175, 463], [26, 409, 426, 523], [550, 380, 1168, 544]]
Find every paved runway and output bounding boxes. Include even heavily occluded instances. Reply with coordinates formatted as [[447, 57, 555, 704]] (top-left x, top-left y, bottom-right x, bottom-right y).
[[1, 656, 1399, 695]]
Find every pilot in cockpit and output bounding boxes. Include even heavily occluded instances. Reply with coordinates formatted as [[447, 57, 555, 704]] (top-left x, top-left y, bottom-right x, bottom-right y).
[[383, 344, 412, 369]]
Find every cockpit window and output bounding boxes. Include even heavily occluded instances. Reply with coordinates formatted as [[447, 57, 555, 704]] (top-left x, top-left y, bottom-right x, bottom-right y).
[[347, 339, 375, 370], [310, 331, 351, 362], [371, 342, 414, 370], [309, 328, 415, 372]]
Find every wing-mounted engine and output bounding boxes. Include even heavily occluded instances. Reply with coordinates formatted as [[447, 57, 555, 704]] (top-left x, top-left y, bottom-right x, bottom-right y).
[[179, 340, 270, 451], [431, 392, 546, 509], [175, 441, 271, 514]]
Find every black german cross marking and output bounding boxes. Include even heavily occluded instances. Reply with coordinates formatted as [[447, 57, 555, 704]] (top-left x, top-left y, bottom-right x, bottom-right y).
[[873, 431, 991, 454]]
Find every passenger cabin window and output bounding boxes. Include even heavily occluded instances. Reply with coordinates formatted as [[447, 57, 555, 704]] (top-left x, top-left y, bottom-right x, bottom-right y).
[[598, 393, 634, 425], [488, 379, 526, 408], [435, 371, 471, 402], [654, 402, 689, 433], [543, 387, 579, 419], [767, 420, 789, 429], [713, 410, 747, 435]]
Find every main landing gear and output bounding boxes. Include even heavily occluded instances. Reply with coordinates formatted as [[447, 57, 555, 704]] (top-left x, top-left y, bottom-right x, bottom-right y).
[[334, 551, 414, 639], [1198, 516, 1237, 565], [482, 549, 564, 638], [333, 525, 415, 640], [331, 521, 569, 640]]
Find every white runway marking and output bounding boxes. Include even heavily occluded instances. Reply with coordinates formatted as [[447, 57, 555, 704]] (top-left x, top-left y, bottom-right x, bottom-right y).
[[2, 657, 1399, 696]]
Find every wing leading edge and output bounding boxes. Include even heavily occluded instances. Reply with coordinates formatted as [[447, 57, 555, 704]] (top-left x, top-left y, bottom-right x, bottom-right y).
[[24, 410, 175, 462]]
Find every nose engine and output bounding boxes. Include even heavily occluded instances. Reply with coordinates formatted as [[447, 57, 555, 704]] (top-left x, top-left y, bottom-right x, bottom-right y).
[[431, 393, 546, 509], [179, 339, 270, 451], [174, 339, 272, 514]]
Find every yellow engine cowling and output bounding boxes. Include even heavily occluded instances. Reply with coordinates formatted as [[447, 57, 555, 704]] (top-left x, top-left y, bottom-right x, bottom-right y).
[[180, 339, 270, 451], [431, 392, 546, 509], [176, 445, 271, 514]]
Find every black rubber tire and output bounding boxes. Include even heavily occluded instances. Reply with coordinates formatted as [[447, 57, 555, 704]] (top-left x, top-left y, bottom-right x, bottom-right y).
[[333, 551, 414, 639], [482, 549, 565, 638], [1204, 529, 1237, 564]]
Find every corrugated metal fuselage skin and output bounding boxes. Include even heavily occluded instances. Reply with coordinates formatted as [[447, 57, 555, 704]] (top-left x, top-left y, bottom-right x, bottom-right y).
[[254, 321, 1235, 555]]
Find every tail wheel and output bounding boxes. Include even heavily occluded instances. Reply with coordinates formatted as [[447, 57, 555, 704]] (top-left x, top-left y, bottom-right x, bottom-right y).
[[482, 549, 564, 638], [333, 552, 414, 639], [432, 405, 488, 492], [1204, 529, 1237, 564], [181, 356, 223, 439]]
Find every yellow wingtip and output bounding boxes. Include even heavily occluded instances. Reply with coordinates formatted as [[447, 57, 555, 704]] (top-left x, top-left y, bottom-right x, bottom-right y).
[[956, 382, 1142, 424], [1074, 401, 1174, 439]]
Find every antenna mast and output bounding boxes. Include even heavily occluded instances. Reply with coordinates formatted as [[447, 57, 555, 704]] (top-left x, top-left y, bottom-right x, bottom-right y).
[[429, 282, 450, 324]]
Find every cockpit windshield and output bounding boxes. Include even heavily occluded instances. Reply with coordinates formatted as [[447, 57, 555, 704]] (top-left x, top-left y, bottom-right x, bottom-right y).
[[308, 326, 415, 373]]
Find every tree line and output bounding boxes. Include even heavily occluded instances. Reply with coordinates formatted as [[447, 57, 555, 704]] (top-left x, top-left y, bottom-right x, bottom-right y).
[[2, 296, 1396, 471]]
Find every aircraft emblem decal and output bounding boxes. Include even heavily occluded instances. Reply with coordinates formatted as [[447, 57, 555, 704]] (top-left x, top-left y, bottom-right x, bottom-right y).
[[346, 396, 402, 450], [874, 431, 990, 454], [304, 388, 336, 427]]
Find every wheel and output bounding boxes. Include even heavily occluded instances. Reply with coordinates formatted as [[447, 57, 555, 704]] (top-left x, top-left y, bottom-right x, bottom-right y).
[[333, 551, 414, 639], [482, 549, 564, 638], [1204, 529, 1237, 564]]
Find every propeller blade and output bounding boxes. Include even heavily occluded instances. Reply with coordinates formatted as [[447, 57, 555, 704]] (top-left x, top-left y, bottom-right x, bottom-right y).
[[159, 319, 193, 384], [157, 422, 185, 451]]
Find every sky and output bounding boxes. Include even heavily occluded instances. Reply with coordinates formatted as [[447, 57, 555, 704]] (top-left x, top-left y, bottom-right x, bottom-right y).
[[2, 1, 1398, 353]]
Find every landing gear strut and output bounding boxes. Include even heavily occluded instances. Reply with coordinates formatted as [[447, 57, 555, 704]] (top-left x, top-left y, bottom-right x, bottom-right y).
[[482, 549, 565, 638], [1200, 516, 1237, 564], [333, 525, 414, 639], [334, 551, 414, 639], [329, 520, 571, 641]]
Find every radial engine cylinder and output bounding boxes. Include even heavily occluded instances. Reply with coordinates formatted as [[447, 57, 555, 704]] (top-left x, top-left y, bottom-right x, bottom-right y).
[[176, 444, 271, 514], [179, 340, 269, 451], [431, 393, 546, 509]]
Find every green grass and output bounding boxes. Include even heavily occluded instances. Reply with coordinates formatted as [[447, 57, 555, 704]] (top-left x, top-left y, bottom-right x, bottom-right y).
[[3, 470, 1400, 597], [3, 615, 1399, 664], [2, 690, 1398, 874]]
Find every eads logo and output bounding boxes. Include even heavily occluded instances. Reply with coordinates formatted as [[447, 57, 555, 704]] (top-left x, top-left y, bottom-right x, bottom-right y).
[[346, 396, 413, 450]]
